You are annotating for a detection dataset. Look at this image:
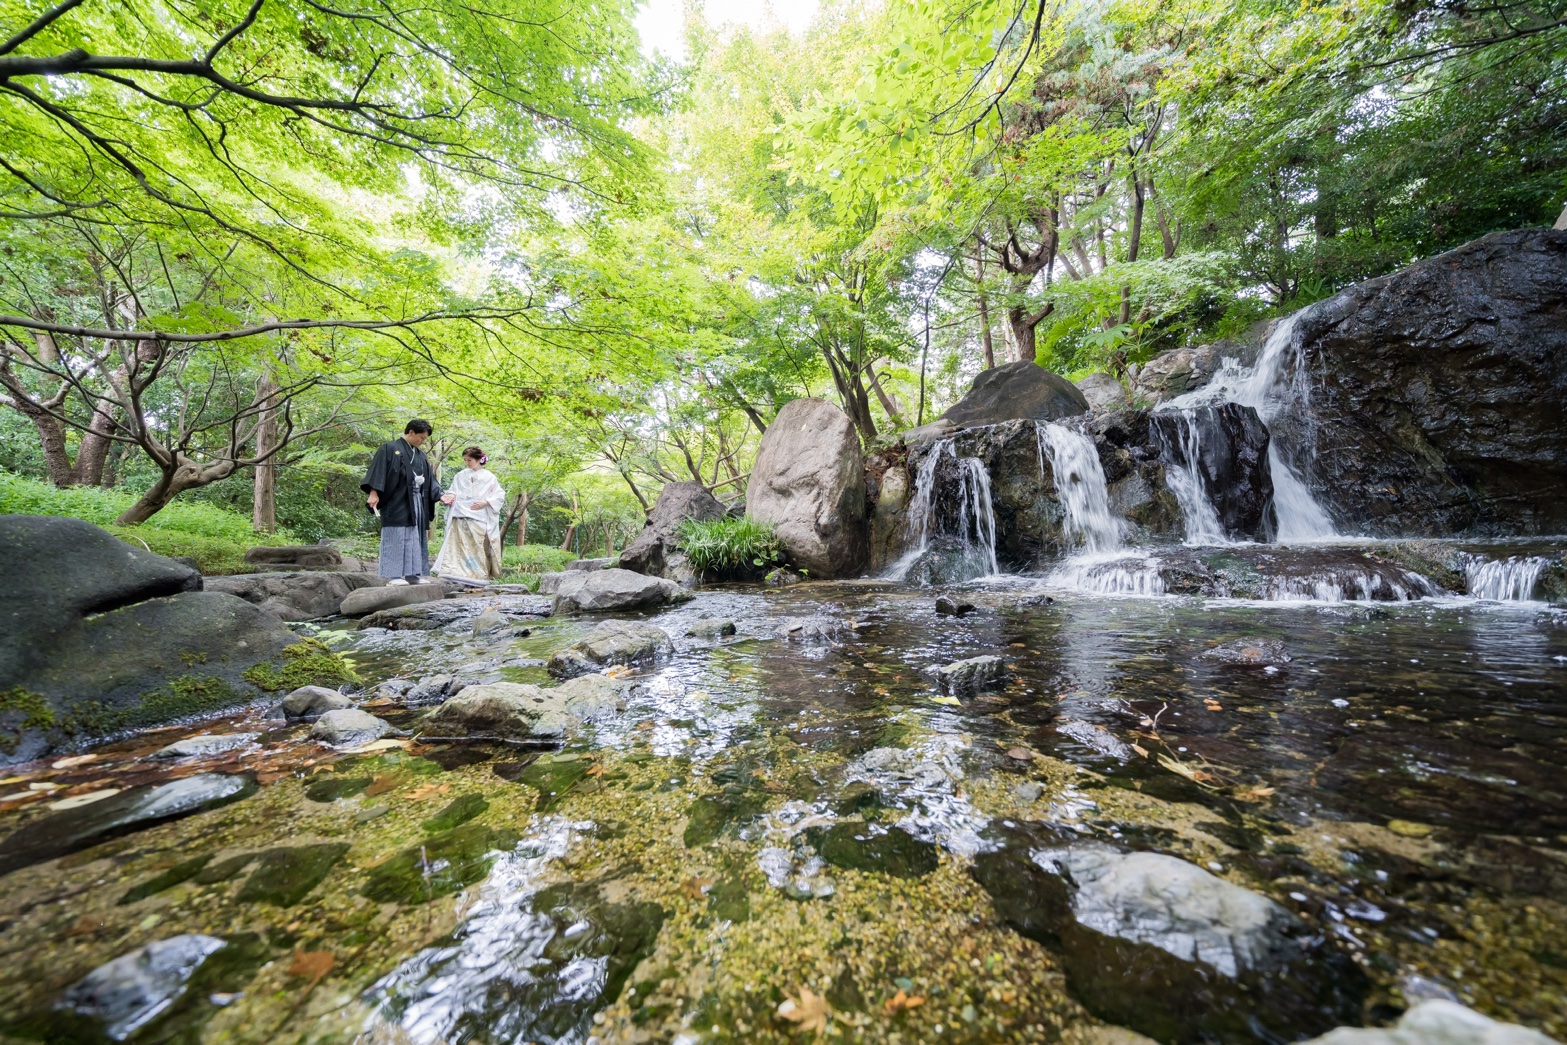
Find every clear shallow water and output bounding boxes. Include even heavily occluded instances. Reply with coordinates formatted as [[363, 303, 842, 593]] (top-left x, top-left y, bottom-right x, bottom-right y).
[[1, 582, 1565, 1043]]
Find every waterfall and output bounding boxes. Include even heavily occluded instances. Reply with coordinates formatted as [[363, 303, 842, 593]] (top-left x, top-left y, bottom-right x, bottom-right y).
[[1036, 422, 1124, 553], [1163, 309, 1338, 541], [884, 438, 999, 581], [1152, 412, 1229, 546], [1052, 555, 1167, 596], [1464, 555, 1547, 601]]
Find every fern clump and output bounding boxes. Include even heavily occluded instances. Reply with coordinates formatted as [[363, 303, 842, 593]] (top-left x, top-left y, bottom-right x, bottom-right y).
[[676, 517, 783, 579]]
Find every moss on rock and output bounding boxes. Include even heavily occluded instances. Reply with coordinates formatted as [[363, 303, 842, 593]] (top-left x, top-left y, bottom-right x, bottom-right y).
[[242, 638, 358, 692], [0, 688, 54, 754]]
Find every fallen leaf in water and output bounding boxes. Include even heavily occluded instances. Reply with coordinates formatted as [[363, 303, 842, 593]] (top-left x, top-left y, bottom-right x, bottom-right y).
[[365, 774, 401, 797], [360, 697, 397, 710], [1131, 743, 1149, 758], [777, 986, 830, 1035], [603, 664, 634, 679], [930, 695, 961, 706], [884, 988, 925, 1015], [48, 788, 121, 811], [680, 876, 713, 900], [408, 782, 451, 800], [1204, 700, 1224, 711], [1236, 785, 1276, 801], [1005, 747, 1033, 761], [27, 781, 61, 791], [286, 949, 334, 991], [344, 738, 408, 754], [1387, 818, 1433, 838], [0, 775, 26, 785], [63, 915, 106, 938], [51, 754, 99, 770]]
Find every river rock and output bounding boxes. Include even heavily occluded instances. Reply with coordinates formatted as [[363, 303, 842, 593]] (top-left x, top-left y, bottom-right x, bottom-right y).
[[1149, 403, 1273, 540], [0, 515, 200, 685], [309, 708, 393, 748], [1076, 372, 1129, 410], [567, 557, 617, 571], [57, 933, 230, 1041], [205, 570, 383, 620], [1299, 1000, 1559, 1045], [424, 676, 625, 740], [1203, 639, 1292, 666], [358, 593, 552, 631], [935, 596, 975, 616], [746, 397, 868, 578], [619, 480, 727, 581], [773, 616, 853, 644], [551, 568, 693, 614], [339, 583, 446, 617], [942, 360, 1089, 428], [282, 685, 352, 719], [1273, 228, 1567, 535], [547, 620, 674, 678], [972, 823, 1367, 1042], [935, 654, 1007, 696], [0, 773, 255, 876], [686, 617, 738, 639], [153, 732, 260, 759], [243, 544, 343, 569]]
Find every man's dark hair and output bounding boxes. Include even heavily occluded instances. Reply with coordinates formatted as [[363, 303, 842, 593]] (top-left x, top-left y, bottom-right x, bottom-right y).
[[405, 419, 432, 435]]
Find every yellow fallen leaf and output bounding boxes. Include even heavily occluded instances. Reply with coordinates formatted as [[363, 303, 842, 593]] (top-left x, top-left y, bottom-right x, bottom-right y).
[[777, 986, 830, 1036], [930, 695, 961, 706], [1131, 743, 1149, 758], [408, 782, 451, 800], [1236, 785, 1276, 801], [603, 664, 634, 679], [51, 754, 99, 770], [49, 788, 121, 811], [884, 988, 925, 1015], [27, 781, 61, 791]]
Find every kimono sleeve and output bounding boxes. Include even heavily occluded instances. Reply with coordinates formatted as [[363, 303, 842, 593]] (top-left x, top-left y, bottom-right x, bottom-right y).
[[361, 442, 393, 494]]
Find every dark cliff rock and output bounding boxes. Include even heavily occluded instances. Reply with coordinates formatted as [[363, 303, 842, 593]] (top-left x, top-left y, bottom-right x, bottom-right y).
[[1150, 404, 1274, 540], [618, 480, 727, 584]]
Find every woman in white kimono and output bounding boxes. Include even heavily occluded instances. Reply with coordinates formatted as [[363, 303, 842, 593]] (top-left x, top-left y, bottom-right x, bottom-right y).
[[433, 446, 507, 584]]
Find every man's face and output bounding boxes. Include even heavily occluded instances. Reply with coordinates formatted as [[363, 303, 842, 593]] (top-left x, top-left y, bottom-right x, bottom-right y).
[[404, 430, 429, 448]]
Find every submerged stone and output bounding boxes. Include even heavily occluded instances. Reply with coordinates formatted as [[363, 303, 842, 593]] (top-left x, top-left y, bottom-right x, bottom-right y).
[[0, 773, 255, 877], [55, 933, 229, 1041], [1203, 639, 1293, 666], [423, 793, 489, 833], [546, 620, 673, 678], [513, 757, 590, 810], [152, 732, 259, 759], [971, 821, 1367, 1042], [235, 843, 350, 907], [804, 822, 939, 878], [935, 654, 1007, 696], [423, 675, 623, 741], [361, 823, 520, 905], [686, 617, 738, 639], [683, 791, 768, 848], [304, 775, 372, 802], [119, 854, 213, 905]]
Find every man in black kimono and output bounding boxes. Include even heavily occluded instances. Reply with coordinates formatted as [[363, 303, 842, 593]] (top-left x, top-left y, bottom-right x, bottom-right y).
[[361, 419, 443, 583]]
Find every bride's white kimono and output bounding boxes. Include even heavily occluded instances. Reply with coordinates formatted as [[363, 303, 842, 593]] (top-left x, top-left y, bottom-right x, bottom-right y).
[[432, 466, 507, 581]]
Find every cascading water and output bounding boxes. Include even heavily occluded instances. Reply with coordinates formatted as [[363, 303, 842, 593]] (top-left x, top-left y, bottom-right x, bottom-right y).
[[954, 455, 1000, 577], [1464, 555, 1547, 601], [1035, 422, 1124, 553], [1152, 412, 1229, 546], [884, 438, 999, 582], [1162, 309, 1338, 541]]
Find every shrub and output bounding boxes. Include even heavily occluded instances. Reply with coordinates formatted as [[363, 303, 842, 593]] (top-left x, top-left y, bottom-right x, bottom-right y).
[[676, 516, 783, 579], [502, 543, 577, 574]]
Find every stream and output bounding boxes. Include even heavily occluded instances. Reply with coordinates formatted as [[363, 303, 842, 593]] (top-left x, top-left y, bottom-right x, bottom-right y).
[[2, 574, 1565, 1043]]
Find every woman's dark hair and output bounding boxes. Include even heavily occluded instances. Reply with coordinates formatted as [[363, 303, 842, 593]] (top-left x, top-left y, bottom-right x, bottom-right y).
[[405, 419, 432, 435], [462, 445, 486, 463]]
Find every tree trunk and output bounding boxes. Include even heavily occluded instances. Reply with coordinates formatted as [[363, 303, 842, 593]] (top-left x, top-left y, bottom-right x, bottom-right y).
[[252, 377, 279, 533], [974, 252, 994, 370], [559, 491, 579, 552], [71, 400, 116, 486], [1007, 305, 1038, 364]]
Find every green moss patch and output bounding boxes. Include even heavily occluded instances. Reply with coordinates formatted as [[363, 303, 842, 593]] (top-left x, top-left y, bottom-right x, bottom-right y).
[[0, 687, 54, 754], [243, 638, 358, 692], [235, 843, 350, 906], [361, 824, 520, 905], [119, 854, 213, 905]]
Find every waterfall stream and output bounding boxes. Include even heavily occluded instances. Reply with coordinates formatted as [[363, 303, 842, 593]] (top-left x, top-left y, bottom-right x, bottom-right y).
[[884, 439, 999, 581], [1036, 422, 1124, 553], [1162, 309, 1338, 542], [1464, 555, 1548, 601]]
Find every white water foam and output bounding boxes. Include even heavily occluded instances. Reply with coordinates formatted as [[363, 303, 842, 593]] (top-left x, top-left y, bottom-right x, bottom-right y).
[[955, 454, 1000, 577], [1464, 555, 1547, 601], [1154, 411, 1230, 545], [1164, 309, 1338, 541], [1036, 422, 1125, 553], [884, 438, 999, 581], [1050, 554, 1168, 596]]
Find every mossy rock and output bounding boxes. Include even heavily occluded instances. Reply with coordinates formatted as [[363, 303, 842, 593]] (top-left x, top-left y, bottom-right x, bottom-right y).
[[243, 638, 358, 692], [361, 824, 520, 905], [0, 687, 54, 755], [803, 822, 939, 878], [305, 775, 373, 802], [235, 843, 351, 907], [119, 854, 213, 905], [422, 793, 489, 833], [683, 790, 768, 848], [513, 757, 590, 811]]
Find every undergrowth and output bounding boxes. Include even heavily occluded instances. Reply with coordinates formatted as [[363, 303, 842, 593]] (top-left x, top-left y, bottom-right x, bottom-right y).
[[677, 516, 782, 579]]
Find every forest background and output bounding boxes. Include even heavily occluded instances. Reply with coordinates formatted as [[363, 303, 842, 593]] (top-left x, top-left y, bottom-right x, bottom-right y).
[[0, 0, 1561, 577]]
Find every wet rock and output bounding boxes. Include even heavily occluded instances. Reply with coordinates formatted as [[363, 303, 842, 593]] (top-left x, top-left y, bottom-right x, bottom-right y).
[[304, 775, 371, 802], [243, 544, 344, 569], [56, 933, 229, 1041], [774, 616, 853, 644], [424, 676, 624, 741], [1131, 341, 1244, 406], [119, 854, 212, 905], [281, 685, 351, 719], [942, 360, 1089, 428], [339, 583, 445, 617], [764, 567, 803, 587], [1276, 228, 1567, 535], [832, 781, 884, 815], [235, 842, 350, 906], [205, 570, 382, 620], [0, 773, 254, 877], [684, 791, 768, 847], [1202, 639, 1293, 666], [972, 822, 1367, 1042], [471, 608, 512, 637], [1300, 999, 1559, 1044], [934, 596, 975, 616], [936, 654, 1007, 696], [1056, 721, 1135, 760], [1014, 781, 1045, 803], [423, 793, 489, 832], [1077, 371, 1130, 411], [746, 397, 868, 578], [361, 823, 521, 904], [152, 732, 260, 759], [358, 594, 552, 631], [547, 619, 673, 678], [309, 708, 393, 747], [686, 617, 738, 639], [619, 480, 727, 580], [406, 674, 456, 705], [551, 568, 694, 614], [567, 557, 617, 571], [1150, 404, 1273, 541], [512, 756, 590, 810], [804, 822, 939, 878]]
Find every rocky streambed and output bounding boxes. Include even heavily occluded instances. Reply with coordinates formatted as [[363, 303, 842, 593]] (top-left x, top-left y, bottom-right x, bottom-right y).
[[1, 578, 1565, 1044]]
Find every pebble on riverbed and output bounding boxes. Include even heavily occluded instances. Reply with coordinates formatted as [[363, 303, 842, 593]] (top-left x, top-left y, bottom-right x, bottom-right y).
[[308, 708, 394, 748], [935, 654, 1008, 696]]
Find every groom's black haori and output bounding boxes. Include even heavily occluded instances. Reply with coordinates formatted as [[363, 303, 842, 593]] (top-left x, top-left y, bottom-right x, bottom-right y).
[[361, 419, 442, 581]]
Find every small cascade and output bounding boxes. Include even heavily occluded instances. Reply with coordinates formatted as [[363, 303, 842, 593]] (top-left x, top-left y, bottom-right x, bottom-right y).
[[1036, 422, 1124, 553], [884, 438, 999, 582], [1163, 309, 1338, 541], [1052, 555, 1167, 596], [1464, 555, 1547, 601], [1254, 568, 1439, 603], [1152, 412, 1229, 546]]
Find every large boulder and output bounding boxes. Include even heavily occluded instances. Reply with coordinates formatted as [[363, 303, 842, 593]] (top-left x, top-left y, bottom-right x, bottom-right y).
[[1300, 1000, 1558, 1045], [0, 515, 200, 684], [547, 620, 673, 678], [972, 823, 1367, 1042], [941, 360, 1089, 428], [1076, 371, 1129, 411], [243, 544, 343, 569], [1275, 228, 1567, 535], [205, 570, 384, 621], [1129, 341, 1249, 407], [746, 397, 868, 578], [550, 567, 693, 614], [618, 480, 726, 582]]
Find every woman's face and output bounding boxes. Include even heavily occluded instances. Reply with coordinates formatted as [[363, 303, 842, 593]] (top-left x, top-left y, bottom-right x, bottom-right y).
[[465, 457, 483, 470]]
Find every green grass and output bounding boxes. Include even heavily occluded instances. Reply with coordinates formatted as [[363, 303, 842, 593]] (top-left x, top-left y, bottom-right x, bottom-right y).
[[676, 516, 782, 579], [502, 543, 577, 574], [1, 470, 296, 574]]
